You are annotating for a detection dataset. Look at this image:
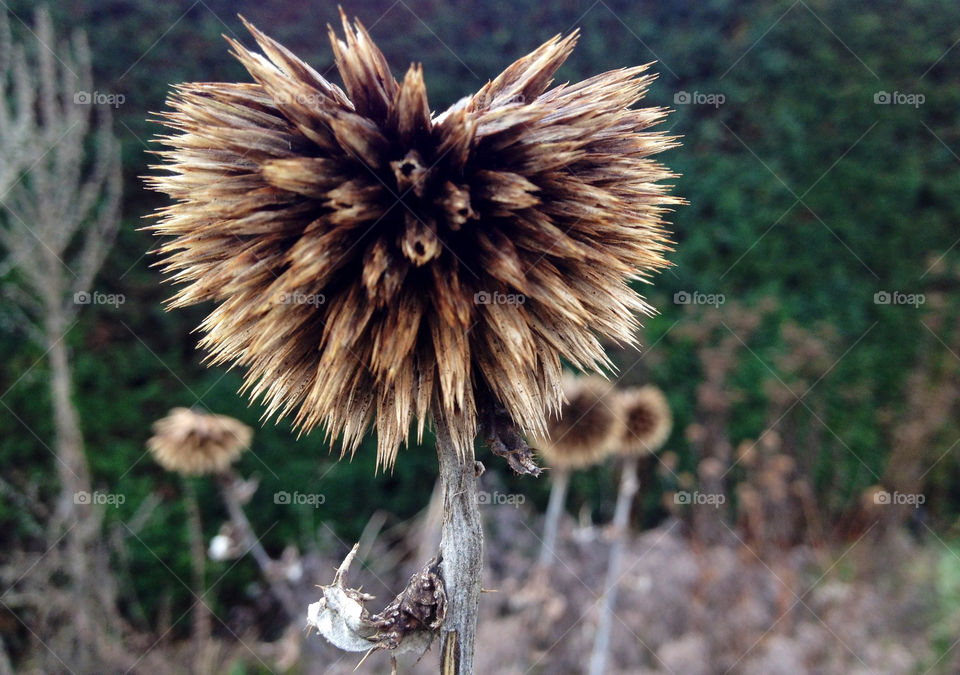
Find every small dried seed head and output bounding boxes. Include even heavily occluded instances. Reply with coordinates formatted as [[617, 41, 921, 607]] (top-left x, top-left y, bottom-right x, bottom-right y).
[[616, 385, 672, 456], [535, 375, 623, 470], [147, 407, 252, 476]]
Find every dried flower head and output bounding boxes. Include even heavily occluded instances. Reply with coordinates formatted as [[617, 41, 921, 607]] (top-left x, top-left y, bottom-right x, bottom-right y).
[[147, 407, 253, 475], [536, 375, 623, 470], [147, 14, 680, 469], [616, 385, 672, 455]]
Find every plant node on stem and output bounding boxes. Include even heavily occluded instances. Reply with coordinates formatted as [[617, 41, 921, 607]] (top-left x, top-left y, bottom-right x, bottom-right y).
[[306, 418, 482, 673]]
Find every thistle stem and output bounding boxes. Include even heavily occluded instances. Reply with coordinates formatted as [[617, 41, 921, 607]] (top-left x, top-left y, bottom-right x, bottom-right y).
[[182, 479, 211, 668], [537, 467, 570, 569], [216, 471, 299, 618], [435, 419, 484, 675], [588, 455, 639, 675]]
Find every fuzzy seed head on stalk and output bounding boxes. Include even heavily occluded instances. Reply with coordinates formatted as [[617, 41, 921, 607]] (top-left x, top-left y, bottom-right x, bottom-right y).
[[146, 12, 681, 470], [616, 385, 672, 455], [147, 407, 252, 475], [535, 375, 624, 470]]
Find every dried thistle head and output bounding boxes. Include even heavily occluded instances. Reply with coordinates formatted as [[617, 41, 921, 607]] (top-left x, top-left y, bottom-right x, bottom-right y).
[[535, 375, 623, 470], [147, 13, 681, 469], [616, 385, 672, 455], [147, 407, 253, 475]]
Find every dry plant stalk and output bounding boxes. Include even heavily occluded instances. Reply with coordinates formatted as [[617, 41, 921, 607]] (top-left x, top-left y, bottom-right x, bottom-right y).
[[147, 11, 680, 672], [146, 407, 300, 617], [0, 9, 121, 670], [589, 385, 672, 675], [0, 6, 121, 519], [181, 479, 212, 670], [0, 11, 35, 195]]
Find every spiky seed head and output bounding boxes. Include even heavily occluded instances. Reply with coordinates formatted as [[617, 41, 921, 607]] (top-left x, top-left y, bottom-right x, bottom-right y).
[[147, 407, 253, 475], [615, 385, 672, 455], [535, 375, 623, 470], [146, 13, 681, 470]]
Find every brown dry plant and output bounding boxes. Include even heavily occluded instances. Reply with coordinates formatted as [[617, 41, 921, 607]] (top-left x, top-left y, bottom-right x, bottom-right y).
[[146, 14, 681, 671], [536, 375, 624, 471], [535, 375, 623, 572], [146, 13, 680, 470], [147, 407, 253, 475], [616, 385, 672, 456]]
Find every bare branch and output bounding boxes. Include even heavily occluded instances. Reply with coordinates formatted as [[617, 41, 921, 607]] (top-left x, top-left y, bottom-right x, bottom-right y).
[[0, 8, 121, 325]]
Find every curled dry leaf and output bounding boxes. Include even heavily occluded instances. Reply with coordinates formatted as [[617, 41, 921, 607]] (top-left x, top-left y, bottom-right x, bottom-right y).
[[306, 544, 446, 657]]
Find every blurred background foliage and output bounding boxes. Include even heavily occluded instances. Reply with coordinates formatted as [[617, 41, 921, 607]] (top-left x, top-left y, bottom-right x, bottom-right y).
[[2, 0, 959, 644]]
